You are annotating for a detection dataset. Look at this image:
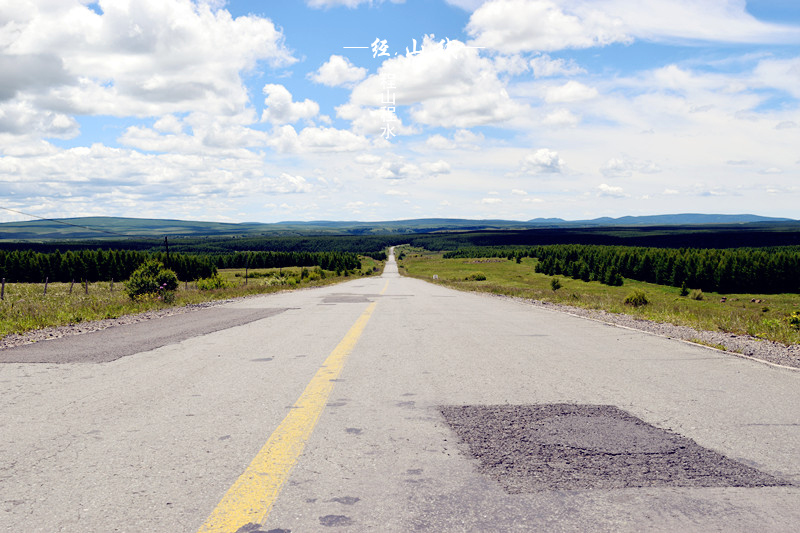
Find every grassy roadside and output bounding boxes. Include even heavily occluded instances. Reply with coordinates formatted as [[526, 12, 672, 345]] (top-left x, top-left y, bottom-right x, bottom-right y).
[[0, 257, 385, 339], [396, 246, 800, 346]]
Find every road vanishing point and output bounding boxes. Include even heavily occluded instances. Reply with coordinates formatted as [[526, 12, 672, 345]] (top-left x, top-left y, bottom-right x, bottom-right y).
[[2, 252, 799, 532]]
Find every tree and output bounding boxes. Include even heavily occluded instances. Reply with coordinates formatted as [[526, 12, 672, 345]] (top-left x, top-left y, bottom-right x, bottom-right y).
[[124, 260, 179, 300]]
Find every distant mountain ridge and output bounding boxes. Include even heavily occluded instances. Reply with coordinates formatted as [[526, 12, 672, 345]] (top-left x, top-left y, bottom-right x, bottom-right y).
[[527, 214, 794, 226], [0, 214, 795, 241]]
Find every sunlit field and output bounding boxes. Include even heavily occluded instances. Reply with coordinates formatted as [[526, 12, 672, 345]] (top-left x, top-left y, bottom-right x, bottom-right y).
[[397, 247, 800, 346]]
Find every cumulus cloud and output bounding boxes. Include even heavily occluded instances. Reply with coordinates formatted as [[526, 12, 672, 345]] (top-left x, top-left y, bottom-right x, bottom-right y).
[[597, 183, 627, 197], [3, 0, 296, 119], [366, 155, 451, 180], [348, 36, 527, 128], [309, 55, 367, 87], [336, 102, 415, 136], [466, 0, 800, 54], [266, 124, 370, 154], [515, 148, 565, 175], [467, 0, 630, 53], [425, 129, 485, 150], [261, 85, 319, 125], [481, 197, 502, 204]]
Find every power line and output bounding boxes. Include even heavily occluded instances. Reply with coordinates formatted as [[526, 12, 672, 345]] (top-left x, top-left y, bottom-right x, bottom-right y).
[[0, 205, 132, 238]]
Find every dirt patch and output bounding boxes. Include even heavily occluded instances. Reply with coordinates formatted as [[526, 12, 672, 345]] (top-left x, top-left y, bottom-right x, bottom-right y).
[[441, 404, 789, 493]]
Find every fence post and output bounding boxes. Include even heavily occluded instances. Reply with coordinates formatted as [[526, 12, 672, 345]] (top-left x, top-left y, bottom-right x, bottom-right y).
[[1, 278, 4, 301], [110, 278, 114, 292], [44, 277, 48, 295], [69, 279, 74, 294], [84, 279, 88, 295]]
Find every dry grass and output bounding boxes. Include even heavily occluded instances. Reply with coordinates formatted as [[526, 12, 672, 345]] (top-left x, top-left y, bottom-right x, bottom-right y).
[[0, 257, 384, 339]]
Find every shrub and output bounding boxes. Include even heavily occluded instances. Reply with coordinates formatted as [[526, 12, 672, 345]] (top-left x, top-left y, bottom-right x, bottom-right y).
[[550, 277, 562, 291], [465, 272, 487, 281], [196, 273, 233, 290], [624, 290, 648, 307], [690, 289, 704, 301], [125, 260, 179, 300], [679, 281, 689, 296], [789, 312, 800, 330]]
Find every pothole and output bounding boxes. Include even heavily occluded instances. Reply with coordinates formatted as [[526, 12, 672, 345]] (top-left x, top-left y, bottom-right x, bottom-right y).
[[441, 404, 789, 493]]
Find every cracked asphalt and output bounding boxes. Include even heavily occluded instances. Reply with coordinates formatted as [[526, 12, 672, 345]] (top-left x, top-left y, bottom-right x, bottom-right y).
[[2, 255, 799, 532]]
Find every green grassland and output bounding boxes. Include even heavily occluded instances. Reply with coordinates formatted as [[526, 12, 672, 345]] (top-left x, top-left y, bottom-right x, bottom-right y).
[[0, 257, 384, 339], [397, 246, 800, 346]]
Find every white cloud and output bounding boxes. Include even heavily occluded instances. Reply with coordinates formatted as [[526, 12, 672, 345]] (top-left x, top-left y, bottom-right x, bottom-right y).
[[467, 0, 630, 53], [385, 189, 408, 196], [597, 183, 626, 197], [153, 115, 184, 134], [481, 197, 502, 204], [274, 173, 313, 194], [4, 0, 296, 119], [367, 155, 452, 180], [545, 81, 598, 103], [466, 0, 800, 54], [355, 154, 382, 164], [529, 53, 586, 78], [542, 109, 580, 127], [348, 36, 527, 128], [512, 188, 528, 195], [309, 55, 367, 87], [261, 84, 319, 125], [422, 160, 452, 174], [516, 148, 565, 174], [336, 103, 415, 136], [425, 129, 485, 150], [265, 124, 370, 153]]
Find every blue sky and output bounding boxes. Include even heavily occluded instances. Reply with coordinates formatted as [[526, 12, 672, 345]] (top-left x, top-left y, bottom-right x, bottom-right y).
[[1, 0, 799, 223]]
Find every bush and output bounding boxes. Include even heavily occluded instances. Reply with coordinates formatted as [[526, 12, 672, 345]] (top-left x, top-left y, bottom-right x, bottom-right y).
[[196, 273, 233, 290], [679, 281, 689, 296], [789, 312, 800, 330], [465, 272, 487, 281], [690, 289, 704, 301], [624, 290, 649, 307], [125, 260, 179, 300], [550, 277, 562, 291]]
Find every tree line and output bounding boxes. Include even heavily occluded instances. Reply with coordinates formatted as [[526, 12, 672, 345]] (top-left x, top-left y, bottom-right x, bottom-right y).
[[0, 249, 362, 283], [444, 245, 800, 294]]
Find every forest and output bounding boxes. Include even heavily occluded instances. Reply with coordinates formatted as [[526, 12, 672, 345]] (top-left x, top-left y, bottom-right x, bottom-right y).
[[443, 245, 800, 294], [0, 249, 363, 283]]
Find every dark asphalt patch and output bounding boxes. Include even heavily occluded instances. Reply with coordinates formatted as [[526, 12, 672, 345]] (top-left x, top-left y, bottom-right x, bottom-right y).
[[0, 308, 287, 364], [441, 404, 789, 493]]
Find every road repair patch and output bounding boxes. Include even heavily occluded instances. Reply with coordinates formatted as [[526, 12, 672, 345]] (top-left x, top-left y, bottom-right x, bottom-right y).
[[440, 404, 789, 493]]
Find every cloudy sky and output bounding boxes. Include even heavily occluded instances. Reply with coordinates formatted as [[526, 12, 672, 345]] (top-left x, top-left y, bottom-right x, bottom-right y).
[[1, 0, 799, 223]]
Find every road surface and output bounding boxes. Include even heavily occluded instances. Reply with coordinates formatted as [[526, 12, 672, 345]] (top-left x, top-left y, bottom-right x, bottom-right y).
[[1, 253, 799, 532]]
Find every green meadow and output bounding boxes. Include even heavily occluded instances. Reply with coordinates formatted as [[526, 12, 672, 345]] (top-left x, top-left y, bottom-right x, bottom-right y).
[[397, 247, 800, 346], [0, 258, 383, 339]]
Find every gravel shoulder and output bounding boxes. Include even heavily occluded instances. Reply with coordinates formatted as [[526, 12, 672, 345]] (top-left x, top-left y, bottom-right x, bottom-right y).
[[493, 293, 800, 370]]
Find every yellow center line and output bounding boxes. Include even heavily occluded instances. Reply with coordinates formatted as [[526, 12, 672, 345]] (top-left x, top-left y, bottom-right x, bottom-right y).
[[197, 300, 379, 533], [380, 280, 389, 295]]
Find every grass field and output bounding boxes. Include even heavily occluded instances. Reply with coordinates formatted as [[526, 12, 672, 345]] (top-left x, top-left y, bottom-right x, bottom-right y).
[[397, 246, 800, 346], [0, 257, 384, 339]]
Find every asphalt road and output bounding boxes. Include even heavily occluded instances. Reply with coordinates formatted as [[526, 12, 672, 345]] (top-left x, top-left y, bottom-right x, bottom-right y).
[[2, 254, 799, 532]]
